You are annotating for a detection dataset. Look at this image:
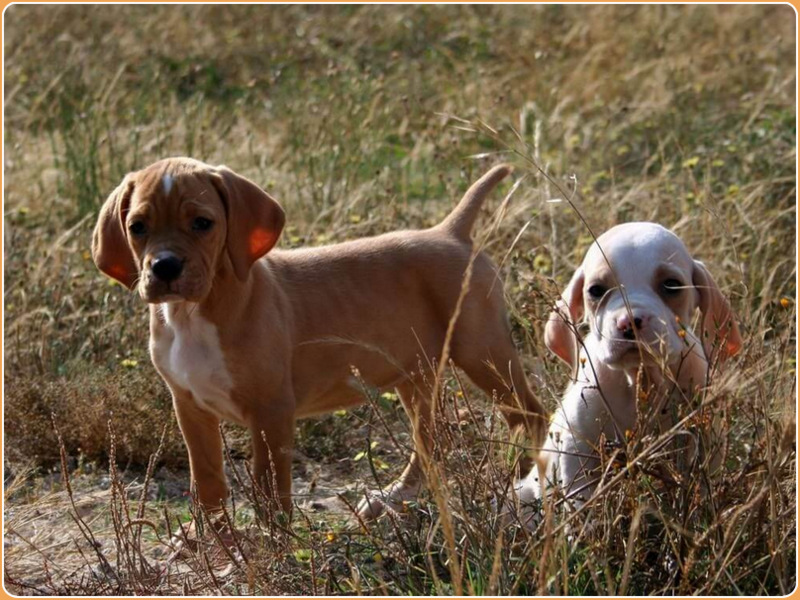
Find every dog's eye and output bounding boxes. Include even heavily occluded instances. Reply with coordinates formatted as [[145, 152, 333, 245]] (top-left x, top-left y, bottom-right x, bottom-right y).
[[587, 284, 607, 299], [192, 217, 214, 232], [662, 278, 683, 296], [128, 221, 147, 236]]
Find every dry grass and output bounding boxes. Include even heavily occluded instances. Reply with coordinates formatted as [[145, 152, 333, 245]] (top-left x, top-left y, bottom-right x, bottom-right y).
[[3, 4, 796, 595]]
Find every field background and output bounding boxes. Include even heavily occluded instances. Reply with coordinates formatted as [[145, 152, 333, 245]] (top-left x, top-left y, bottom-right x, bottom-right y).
[[3, 4, 796, 595]]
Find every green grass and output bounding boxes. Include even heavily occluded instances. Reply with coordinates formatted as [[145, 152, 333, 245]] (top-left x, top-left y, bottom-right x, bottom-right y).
[[3, 4, 796, 595]]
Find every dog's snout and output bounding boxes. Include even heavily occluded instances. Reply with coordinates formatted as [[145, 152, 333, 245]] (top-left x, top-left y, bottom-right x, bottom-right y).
[[617, 313, 648, 340], [151, 254, 184, 282]]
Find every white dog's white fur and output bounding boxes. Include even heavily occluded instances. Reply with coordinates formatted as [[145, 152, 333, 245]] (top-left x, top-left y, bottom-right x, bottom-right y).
[[516, 222, 742, 508]]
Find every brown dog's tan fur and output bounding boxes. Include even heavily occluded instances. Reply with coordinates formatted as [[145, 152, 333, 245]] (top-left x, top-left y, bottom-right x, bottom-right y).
[[93, 157, 547, 519]]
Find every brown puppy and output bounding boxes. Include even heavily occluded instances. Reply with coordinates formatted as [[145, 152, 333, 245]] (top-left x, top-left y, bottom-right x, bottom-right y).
[[93, 158, 547, 520]]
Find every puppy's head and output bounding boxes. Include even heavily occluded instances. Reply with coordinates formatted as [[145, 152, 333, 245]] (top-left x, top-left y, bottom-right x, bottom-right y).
[[92, 158, 285, 303], [546, 222, 742, 371]]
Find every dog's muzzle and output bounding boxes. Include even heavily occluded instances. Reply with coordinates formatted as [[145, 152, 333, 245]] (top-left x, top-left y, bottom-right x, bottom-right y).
[[151, 252, 185, 283]]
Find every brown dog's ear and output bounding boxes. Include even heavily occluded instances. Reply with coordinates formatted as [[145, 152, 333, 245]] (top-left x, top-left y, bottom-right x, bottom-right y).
[[92, 176, 138, 290], [692, 260, 742, 363], [211, 166, 285, 281], [545, 266, 585, 369]]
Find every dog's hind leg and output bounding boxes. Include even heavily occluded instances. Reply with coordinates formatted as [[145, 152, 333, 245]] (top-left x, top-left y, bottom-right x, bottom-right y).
[[453, 334, 548, 476], [356, 379, 431, 519]]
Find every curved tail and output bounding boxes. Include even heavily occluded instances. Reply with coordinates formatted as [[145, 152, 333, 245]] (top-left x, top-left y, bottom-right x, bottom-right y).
[[438, 165, 512, 240]]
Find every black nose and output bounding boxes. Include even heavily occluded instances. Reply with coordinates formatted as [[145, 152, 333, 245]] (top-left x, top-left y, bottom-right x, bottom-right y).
[[151, 255, 184, 282]]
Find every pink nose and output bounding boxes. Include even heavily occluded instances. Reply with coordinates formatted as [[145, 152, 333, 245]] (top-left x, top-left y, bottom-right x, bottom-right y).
[[616, 313, 649, 340]]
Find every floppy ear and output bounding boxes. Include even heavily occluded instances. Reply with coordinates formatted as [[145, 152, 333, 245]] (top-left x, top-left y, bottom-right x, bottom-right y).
[[92, 176, 138, 290], [692, 260, 742, 363], [544, 265, 585, 368], [210, 165, 285, 281]]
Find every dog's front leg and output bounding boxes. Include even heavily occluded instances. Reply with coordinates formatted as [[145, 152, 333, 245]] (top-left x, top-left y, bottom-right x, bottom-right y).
[[172, 391, 229, 509], [249, 400, 296, 516]]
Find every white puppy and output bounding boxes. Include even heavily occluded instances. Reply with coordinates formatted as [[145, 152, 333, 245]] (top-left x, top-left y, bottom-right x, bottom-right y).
[[517, 222, 742, 509]]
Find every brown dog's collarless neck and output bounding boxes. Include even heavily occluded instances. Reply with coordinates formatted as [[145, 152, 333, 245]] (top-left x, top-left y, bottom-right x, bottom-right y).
[[197, 254, 259, 326]]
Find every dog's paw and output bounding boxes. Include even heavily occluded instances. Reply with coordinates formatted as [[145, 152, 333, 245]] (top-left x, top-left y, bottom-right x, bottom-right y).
[[168, 516, 239, 559], [355, 481, 420, 520], [355, 493, 391, 520], [514, 475, 540, 506], [514, 478, 545, 529], [169, 519, 202, 557], [492, 476, 544, 530]]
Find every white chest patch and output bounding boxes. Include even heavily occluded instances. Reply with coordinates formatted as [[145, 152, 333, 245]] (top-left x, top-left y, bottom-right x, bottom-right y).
[[153, 305, 242, 423]]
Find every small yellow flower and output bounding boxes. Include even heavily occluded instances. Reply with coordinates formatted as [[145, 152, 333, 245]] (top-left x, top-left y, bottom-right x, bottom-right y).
[[373, 552, 383, 563], [82, 250, 91, 260], [294, 549, 312, 562], [780, 297, 791, 309], [120, 359, 138, 368], [533, 253, 552, 273], [326, 532, 337, 543], [678, 330, 686, 338], [682, 156, 700, 168]]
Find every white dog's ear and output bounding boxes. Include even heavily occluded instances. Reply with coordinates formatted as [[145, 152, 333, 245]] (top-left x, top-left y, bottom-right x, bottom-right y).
[[210, 166, 286, 281], [545, 266, 585, 368], [692, 260, 742, 363], [92, 175, 138, 290]]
